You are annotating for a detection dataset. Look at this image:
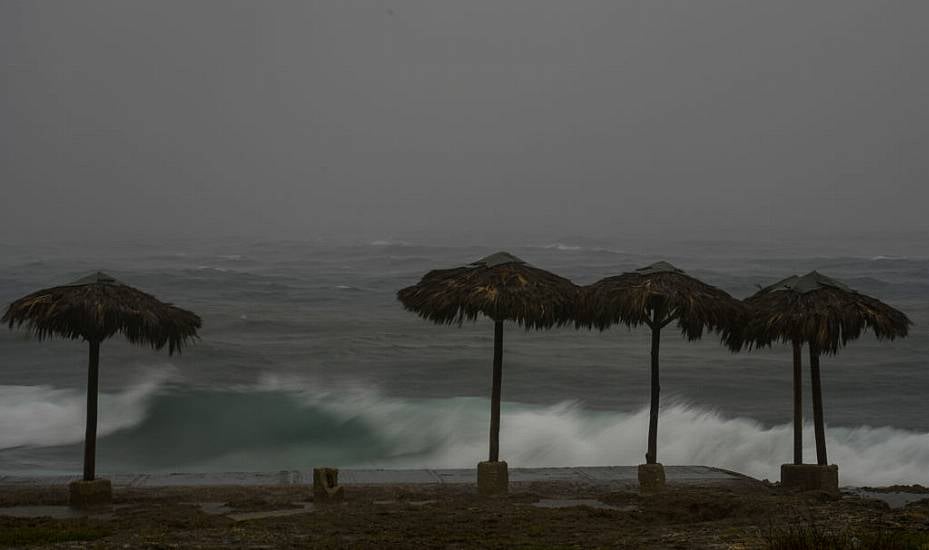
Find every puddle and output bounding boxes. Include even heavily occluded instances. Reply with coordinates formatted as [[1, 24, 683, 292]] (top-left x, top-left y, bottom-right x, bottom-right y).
[[192, 501, 314, 520], [0, 505, 114, 520], [848, 489, 929, 509], [530, 499, 634, 511], [196, 502, 234, 515], [373, 499, 437, 507], [227, 503, 314, 522]]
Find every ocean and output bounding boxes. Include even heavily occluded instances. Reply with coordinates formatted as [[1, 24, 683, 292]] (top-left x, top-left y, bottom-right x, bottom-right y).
[[0, 236, 926, 487]]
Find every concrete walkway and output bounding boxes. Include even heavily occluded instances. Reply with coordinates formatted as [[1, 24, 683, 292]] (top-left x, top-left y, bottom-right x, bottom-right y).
[[0, 466, 754, 488]]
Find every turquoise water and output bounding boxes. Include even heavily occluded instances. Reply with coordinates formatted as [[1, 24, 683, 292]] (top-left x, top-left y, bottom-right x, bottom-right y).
[[0, 237, 926, 485]]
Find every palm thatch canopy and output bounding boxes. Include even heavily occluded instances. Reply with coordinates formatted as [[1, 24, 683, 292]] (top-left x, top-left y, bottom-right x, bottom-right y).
[[730, 271, 911, 355], [397, 252, 577, 329], [2, 272, 201, 353], [577, 261, 745, 339]]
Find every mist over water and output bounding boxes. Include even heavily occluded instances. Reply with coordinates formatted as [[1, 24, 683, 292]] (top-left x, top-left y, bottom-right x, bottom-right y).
[[0, 237, 925, 486]]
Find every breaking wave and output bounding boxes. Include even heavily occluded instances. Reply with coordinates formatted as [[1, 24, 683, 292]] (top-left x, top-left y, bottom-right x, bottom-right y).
[[0, 371, 172, 449], [369, 239, 412, 247], [1, 376, 926, 487], [542, 243, 584, 251]]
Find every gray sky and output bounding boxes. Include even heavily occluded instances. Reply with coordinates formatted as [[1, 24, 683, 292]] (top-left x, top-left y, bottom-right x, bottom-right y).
[[2, 1, 927, 245]]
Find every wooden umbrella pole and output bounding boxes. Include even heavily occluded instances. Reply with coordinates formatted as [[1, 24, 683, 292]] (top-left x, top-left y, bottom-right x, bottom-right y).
[[646, 308, 662, 465], [488, 320, 504, 462], [792, 340, 803, 465], [809, 346, 828, 466], [83, 340, 101, 481]]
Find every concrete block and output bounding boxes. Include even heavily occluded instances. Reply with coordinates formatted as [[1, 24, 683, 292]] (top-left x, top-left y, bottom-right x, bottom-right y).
[[477, 461, 508, 496], [69, 479, 112, 508], [312, 468, 344, 502], [780, 464, 839, 493], [638, 463, 666, 492]]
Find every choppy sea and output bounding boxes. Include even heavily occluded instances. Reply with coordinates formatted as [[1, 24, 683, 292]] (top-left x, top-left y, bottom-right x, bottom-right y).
[[0, 236, 926, 486]]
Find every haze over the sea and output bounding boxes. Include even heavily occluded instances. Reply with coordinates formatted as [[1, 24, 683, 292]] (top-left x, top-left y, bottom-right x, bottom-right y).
[[2, 1, 927, 246]]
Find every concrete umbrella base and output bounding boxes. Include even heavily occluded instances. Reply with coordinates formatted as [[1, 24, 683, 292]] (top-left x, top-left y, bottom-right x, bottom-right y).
[[477, 461, 509, 496], [780, 464, 839, 493], [69, 479, 112, 508], [638, 463, 666, 492], [313, 468, 345, 502]]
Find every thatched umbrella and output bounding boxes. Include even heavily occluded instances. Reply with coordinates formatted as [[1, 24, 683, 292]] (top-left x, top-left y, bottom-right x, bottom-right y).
[[729, 271, 910, 466], [2, 272, 201, 482], [397, 252, 577, 464], [730, 274, 809, 466], [577, 261, 745, 466]]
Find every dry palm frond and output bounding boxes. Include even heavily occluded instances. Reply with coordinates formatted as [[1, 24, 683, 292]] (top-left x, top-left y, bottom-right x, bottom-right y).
[[731, 271, 910, 355], [577, 262, 746, 341], [397, 252, 578, 329], [2, 272, 201, 354]]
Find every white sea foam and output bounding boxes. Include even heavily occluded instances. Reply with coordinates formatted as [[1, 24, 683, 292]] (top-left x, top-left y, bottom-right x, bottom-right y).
[[258, 376, 929, 486], [369, 239, 411, 247], [351, 400, 928, 486], [543, 243, 584, 251], [534, 243, 625, 255], [4, 374, 927, 487], [0, 370, 173, 449]]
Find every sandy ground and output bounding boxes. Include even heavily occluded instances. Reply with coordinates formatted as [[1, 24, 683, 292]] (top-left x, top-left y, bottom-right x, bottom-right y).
[[1, 480, 928, 549]]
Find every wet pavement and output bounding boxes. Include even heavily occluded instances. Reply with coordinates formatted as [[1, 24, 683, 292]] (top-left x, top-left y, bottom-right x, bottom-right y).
[[0, 465, 753, 488], [0, 505, 114, 520], [0, 466, 753, 520]]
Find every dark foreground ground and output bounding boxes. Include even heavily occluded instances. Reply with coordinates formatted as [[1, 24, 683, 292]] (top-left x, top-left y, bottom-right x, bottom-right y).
[[1, 481, 928, 549]]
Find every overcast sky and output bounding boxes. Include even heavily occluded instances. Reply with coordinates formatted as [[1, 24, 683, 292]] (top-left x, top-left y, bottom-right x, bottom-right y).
[[2, 1, 927, 246]]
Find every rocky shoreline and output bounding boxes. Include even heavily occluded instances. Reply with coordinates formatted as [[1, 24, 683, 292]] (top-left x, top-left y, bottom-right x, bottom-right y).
[[1, 478, 928, 548]]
